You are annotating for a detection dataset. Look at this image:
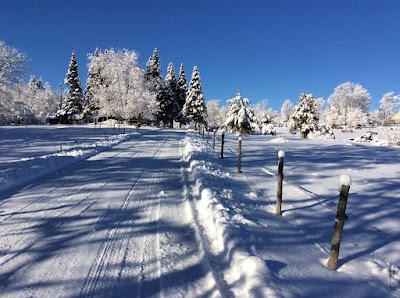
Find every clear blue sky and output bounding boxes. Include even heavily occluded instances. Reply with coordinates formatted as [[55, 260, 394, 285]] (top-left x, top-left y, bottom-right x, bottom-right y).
[[1, 0, 399, 111]]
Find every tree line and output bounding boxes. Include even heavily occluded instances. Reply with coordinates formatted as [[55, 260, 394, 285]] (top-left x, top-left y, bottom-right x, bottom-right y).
[[0, 40, 399, 134]]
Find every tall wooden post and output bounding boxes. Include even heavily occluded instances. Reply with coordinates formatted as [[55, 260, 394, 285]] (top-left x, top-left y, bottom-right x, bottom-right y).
[[237, 137, 242, 174], [275, 150, 285, 216], [221, 131, 225, 159], [327, 174, 351, 270], [212, 129, 216, 149]]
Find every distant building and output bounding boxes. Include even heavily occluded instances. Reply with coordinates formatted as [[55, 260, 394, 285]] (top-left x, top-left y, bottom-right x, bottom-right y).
[[393, 112, 400, 124]]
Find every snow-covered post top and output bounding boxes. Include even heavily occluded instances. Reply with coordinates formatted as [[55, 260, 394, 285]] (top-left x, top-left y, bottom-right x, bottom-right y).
[[221, 130, 225, 159], [237, 136, 242, 174], [328, 173, 351, 270], [339, 174, 352, 186], [212, 129, 217, 149], [275, 150, 285, 215]]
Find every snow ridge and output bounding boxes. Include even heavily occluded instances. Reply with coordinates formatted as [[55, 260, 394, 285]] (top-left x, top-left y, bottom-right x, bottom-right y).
[[182, 131, 276, 297]]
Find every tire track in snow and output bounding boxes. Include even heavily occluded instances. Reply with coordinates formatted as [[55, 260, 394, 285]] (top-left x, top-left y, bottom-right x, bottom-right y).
[[79, 136, 168, 298], [0, 138, 143, 223], [0, 138, 151, 292]]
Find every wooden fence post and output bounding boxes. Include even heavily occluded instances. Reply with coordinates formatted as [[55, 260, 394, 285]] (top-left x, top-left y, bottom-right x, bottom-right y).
[[327, 174, 352, 270], [237, 136, 242, 174], [212, 129, 216, 149], [221, 131, 225, 159], [275, 150, 285, 216]]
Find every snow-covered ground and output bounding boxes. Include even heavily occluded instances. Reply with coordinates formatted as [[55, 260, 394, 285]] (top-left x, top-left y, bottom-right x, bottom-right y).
[[0, 124, 399, 297]]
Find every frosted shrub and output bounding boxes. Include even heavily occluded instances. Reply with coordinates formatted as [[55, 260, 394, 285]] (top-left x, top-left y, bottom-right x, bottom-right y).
[[309, 125, 335, 140], [384, 127, 400, 146], [261, 123, 276, 136]]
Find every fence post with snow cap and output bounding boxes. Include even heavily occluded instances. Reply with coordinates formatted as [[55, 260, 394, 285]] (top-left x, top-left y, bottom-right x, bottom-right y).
[[221, 131, 225, 159], [212, 129, 216, 149], [275, 150, 285, 216], [237, 136, 242, 174], [327, 174, 351, 270]]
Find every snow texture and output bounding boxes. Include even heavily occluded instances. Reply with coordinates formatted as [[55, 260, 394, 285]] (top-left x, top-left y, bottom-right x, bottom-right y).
[[0, 124, 399, 297]]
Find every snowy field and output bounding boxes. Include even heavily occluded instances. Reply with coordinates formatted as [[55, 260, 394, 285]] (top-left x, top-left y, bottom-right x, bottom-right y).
[[0, 124, 399, 297]]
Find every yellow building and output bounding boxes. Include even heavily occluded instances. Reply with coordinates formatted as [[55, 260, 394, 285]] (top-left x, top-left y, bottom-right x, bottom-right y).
[[393, 112, 400, 123]]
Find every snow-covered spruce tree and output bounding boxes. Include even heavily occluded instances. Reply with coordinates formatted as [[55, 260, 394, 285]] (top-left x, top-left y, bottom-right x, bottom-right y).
[[165, 62, 178, 126], [176, 63, 188, 126], [84, 48, 103, 122], [156, 83, 175, 127], [182, 66, 207, 130], [224, 90, 257, 134], [59, 51, 84, 123], [260, 112, 276, 136], [145, 48, 174, 127], [288, 93, 319, 138]]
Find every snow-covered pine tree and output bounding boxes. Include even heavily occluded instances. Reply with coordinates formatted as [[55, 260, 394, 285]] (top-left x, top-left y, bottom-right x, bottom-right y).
[[59, 51, 84, 123], [156, 83, 175, 127], [84, 48, 103, 122], [288, 93, 319, 138], [145, 48, 161, 80], [176, 63, 188, 126], [260, 112, 276, 135], [182, 66, 207, 130], [28, 75, 45, 93], [224, 90, 256, 134], [145, 48, 174, 127], [165, 62, 178, 126]]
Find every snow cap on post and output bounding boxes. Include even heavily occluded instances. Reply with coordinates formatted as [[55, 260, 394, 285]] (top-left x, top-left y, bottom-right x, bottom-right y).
[[338, 174, 352, 192], [278, 150, 285, 159]]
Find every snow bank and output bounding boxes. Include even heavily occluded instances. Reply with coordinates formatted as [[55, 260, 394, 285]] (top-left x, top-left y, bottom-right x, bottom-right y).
[[351, 131, 388, 146], [182, 130, 275, 297], [0, 132, 137, 193]]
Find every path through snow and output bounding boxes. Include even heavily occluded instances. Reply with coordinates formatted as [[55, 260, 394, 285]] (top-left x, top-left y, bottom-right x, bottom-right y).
[[0, 129, 220, 297]]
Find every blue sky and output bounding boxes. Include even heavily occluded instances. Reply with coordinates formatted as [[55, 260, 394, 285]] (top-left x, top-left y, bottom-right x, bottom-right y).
[[1, 0, 399, 111]]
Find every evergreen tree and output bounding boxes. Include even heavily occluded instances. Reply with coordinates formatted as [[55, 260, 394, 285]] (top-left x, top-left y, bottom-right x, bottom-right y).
[[223, 90, 257, 134], [165, 62, 178, 125], [145, 48, 174, 127], [28, 75, 45, 92], [156, 84, 175, 127], [145, 48, 161, 81], [84, 48, 102, 121], [59, 51, 84, 123], [176, 63, 188, 126], [288, 93, 319, 138], [182, 66, 207, 130]]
